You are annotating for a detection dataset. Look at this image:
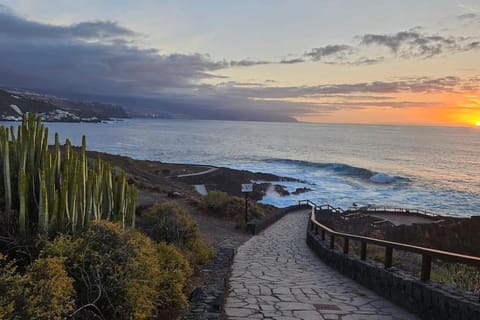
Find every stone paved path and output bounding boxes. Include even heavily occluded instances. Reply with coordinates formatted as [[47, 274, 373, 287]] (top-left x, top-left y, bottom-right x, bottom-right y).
[[225, 210, 419, 320]]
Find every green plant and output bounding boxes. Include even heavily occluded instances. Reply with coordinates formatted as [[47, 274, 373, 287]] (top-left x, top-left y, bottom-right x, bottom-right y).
[[41, 221, 191, 319], [24, 257, 75, 320], [431, 263, 480, 294], [0, 254, 75, 320], [202, 190, 230, 212], [0, 114, 136, 238], [0, 254, 22, 319], [138, 202, 214, 264]]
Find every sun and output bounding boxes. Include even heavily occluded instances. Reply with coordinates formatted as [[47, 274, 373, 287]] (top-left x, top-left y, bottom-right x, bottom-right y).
[[476, 122, 480, 127]]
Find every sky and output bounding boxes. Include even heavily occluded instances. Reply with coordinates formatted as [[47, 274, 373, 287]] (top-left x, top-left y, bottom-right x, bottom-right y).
[[0, 1, 479, 125]]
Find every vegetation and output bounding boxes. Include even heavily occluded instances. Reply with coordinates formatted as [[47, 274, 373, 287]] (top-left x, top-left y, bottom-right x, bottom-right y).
[[0, 254, 75, 320], [432, 263, 480, 294], [0, 115, 215, 318], [138, 202, 214, 265], [201, 190, 265, 222], [41, 221, 191, 319], [0, 114, 136, 239]]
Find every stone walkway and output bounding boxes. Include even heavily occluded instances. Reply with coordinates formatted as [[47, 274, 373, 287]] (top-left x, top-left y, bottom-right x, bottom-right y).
[[225, 210, 419, 320]]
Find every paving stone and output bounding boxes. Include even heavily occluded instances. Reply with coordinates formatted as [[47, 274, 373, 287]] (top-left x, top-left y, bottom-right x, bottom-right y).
[[225, 210, 418, 320]]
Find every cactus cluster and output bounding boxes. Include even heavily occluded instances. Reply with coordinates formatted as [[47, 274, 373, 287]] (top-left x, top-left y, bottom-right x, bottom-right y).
[[0, 114, 136, 238]]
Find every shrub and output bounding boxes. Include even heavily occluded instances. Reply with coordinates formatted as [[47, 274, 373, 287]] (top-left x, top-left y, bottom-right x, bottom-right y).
[[138, 203, 214, 265], [24, 257, 75, 320], [201, 191, 265, 222], [202, 191, 230, 212], [41, 221, 191, 320], [0, 254, 75, 320], [0, 254, 22, 319], [432, 263, 480, 294]]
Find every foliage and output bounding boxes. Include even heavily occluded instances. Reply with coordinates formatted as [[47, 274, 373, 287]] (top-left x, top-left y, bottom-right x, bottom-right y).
[[0, 114, 136, 239], [0, 253, 22, 319], [201, 191, 265, 222], [432, 263, 480, 294], [0, 254, 75, 320], [202, 190, 230, 212], [24, 257, 76, 320], [138, 202, 214, 264], [41, 221, 191, 320]]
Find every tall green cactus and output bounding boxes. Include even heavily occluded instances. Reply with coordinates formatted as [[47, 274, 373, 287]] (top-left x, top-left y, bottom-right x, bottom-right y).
[[0, 114, 137, 237]]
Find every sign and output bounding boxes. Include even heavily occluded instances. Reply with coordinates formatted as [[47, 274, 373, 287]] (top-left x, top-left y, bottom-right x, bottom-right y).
[[241, 183, 253, 193]]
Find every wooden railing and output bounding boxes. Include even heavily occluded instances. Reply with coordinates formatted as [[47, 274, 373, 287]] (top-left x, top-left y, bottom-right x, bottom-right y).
[[303, 200, 480, 284], [347, 206, 438, 218]]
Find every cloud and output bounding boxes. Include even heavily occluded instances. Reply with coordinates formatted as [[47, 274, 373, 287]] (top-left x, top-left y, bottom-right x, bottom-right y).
[[304, 44, 354, 61], [360, 31, 456, 58], [458, 13, 478, 20], [280, 58, 305, 64], [229, 59, 270, 67], [217, 76, 462, 99], [0, 7, 135, 41]]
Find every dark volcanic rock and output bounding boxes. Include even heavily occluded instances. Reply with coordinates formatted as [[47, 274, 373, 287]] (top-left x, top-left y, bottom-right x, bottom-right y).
[[176, 167, 297, 201]]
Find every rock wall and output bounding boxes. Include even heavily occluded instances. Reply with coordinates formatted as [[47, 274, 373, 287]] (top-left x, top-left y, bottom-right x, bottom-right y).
[[306, 230, 480, 320]]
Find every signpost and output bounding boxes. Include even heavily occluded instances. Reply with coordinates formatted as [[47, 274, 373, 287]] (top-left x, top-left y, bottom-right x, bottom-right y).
[[241, 183, 253, 224]]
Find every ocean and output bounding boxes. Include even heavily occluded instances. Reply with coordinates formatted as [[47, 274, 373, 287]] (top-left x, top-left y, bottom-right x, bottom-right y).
[[3, 119, 479, 217]]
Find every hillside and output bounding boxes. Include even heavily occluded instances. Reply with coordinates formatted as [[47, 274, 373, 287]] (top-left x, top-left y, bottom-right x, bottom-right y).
[[0, 88, 128, 122]]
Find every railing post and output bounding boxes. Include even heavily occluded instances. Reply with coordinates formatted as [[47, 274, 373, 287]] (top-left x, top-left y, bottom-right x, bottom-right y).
[[310, 221, 314, 231], [315, 225, 318, 235], [330, 235, 334, 249], [360, 241, 367, 260], [343, 238, 349, 254], [321, 230, 325, 241], [385, 247, 393, 268], [421, 255, 431, 281]]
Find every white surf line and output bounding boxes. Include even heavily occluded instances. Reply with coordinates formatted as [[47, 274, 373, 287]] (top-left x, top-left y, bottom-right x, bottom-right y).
[[176, 167, 218, 178]]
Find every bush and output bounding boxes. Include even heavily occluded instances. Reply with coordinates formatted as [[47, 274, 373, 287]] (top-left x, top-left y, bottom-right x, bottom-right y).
[[202, 191, 230, 212], [432, 263, 480, 294], [24, 257, 75, 320], [0, 254, 22, 319], [41, 221, 191, 320], [201, 191, 265, 222], [138, 202, 214, 265], [0, 254, 75, 320]]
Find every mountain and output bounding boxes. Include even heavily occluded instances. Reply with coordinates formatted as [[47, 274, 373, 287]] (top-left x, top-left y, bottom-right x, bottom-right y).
[[0, 88, 128, 122]]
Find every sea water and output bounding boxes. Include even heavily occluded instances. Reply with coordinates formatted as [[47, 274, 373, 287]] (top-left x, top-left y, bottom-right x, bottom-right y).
[[3, 119, 479, 217]]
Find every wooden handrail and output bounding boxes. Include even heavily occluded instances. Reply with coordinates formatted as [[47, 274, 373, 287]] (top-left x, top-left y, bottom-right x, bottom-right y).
[[302, 201, 480, 283]]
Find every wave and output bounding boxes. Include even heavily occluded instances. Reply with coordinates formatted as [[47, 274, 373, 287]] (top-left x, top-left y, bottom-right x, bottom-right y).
[[264, 158, 409, 185]]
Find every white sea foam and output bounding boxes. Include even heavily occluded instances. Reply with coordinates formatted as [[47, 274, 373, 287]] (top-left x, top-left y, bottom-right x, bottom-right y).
[[370, 173, 396, 184]]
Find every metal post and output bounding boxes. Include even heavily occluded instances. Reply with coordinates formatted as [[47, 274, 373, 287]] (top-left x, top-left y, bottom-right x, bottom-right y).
[[421, 255, 431, 281], [360, 241, 367, 260], [330, 235, 335, 249], [315, 225, 318, 235], [343, 238, 349, 254], [244, 192, 248, 225], [385, 247, 393, 268], [321, 230, 325, 241]]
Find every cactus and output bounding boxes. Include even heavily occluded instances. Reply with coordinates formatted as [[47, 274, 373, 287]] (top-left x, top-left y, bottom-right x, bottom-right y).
[[0, 114, 137, 237]]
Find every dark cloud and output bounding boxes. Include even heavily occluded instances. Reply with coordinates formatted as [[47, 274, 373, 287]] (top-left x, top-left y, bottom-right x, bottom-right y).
[[458, 13, 478, 20], [359, 31, 463, 58], [304, 45, 354, 61], [0, 7, 135, 40], [214, 76, 462, 99], [229, 59, 270, 67], [280, 58, 305, 64]]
